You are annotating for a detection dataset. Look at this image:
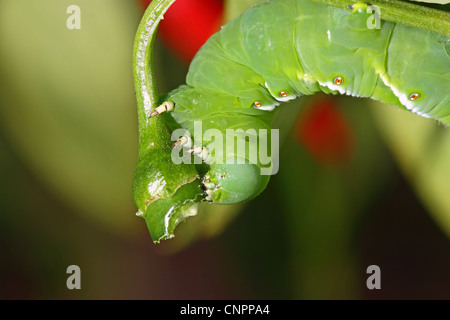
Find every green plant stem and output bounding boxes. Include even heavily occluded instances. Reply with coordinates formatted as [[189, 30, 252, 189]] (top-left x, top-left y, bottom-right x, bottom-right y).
[[133, 0, 176, 150], [132, 0, 203, 243], [310, 0, 450, 37]]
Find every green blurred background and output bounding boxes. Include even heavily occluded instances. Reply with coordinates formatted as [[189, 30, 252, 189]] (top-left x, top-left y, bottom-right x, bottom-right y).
[[0, 0, 449, 299]]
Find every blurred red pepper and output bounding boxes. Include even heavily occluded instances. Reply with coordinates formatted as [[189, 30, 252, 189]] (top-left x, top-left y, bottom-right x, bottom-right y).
[[295, 97, 354, 167], [139, 0, 224, 64]]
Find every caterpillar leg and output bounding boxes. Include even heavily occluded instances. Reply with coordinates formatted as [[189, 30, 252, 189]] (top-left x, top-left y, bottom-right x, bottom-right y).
[[188, 146, 209, 161], [173, 135, 192, 148], [348, 2, 370, 11], [150, 101, 174, 117]]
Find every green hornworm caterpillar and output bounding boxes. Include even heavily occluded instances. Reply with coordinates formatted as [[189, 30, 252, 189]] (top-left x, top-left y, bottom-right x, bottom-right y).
[[133, 0, 450, 242]]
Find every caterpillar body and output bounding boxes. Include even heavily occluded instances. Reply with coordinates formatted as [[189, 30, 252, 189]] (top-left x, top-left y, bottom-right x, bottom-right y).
[[133, 0, 450, 241]]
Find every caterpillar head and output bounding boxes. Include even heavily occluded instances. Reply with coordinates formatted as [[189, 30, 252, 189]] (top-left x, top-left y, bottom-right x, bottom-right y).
[[202, 162, 270, 204]]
